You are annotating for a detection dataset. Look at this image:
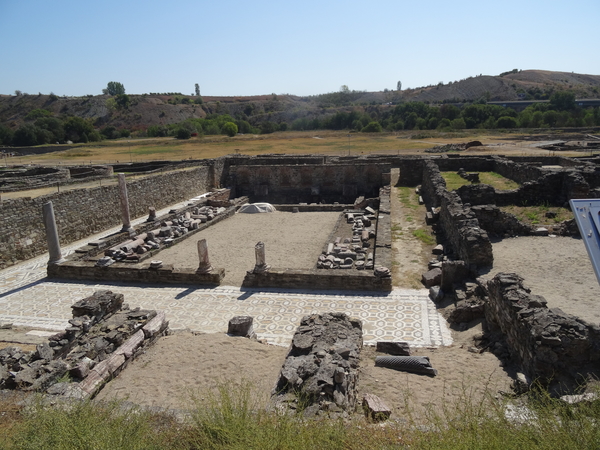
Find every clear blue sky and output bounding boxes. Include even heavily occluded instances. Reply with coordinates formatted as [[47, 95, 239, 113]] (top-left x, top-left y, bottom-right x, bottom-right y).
[[1, 0, 599, 97]]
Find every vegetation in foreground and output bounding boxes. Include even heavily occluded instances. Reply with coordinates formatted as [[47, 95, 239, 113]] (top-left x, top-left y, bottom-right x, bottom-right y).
[[2, 383, 600, 449]]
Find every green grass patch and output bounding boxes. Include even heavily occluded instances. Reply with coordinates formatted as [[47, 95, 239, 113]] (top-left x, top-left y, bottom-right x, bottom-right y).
[[501, 205, 573, 225], [441, 171, 519, 191], [412, 228, 436, 245], [397, 186, 420, 210]]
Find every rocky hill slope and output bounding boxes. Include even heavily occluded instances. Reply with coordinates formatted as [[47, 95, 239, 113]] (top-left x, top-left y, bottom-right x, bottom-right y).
[[1, 70, 599, 131]]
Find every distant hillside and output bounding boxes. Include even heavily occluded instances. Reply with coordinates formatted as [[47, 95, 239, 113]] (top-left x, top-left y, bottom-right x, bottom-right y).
[[398, 70, 600, 103], [1, 70, 599, 133]]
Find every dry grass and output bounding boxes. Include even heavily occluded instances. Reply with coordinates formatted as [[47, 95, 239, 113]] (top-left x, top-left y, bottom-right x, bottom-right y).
[[6, 130, 582, 166]]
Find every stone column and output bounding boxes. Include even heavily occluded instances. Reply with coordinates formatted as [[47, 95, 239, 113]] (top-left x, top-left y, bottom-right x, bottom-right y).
[[118, 173, 133, 232], [196, 239, 213, 273], [42, 201, 64, 264], [253, 241, 270, 273]]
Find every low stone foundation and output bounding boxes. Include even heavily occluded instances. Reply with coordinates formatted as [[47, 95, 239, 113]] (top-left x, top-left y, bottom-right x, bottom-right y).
[[243, 268, 392, 292], [483, 273, 600, 393]]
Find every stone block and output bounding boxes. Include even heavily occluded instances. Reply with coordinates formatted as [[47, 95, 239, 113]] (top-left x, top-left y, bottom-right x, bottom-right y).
[[421, 268, 442, 288]]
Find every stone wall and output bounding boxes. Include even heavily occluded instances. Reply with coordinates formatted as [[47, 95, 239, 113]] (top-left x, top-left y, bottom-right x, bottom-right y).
[[229, 163, 390, 203], [0, 166, 211, 269], [0, 166, 71, 191], [484, 273, 600, 393], [470, 205, 535, 237], [242, 269, 392, 292], [421, 161, 493, 268]]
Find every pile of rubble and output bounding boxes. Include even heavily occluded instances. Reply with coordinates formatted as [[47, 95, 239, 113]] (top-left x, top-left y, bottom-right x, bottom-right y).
[[425, 141, 483, 153], [317, 209, 377, 270], [274, 312, 362, 417], [0, 291, 168, 398], [98, 206, 227, 265], [457, 167, 480, 183]]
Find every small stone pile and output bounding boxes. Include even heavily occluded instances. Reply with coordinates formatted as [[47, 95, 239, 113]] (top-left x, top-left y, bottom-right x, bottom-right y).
[[100, 206, 227, 264], [0, 290, 168, 398], [274, 312, 362, 417], [457, 168, 480, 183], [317, 209, 376, 270]]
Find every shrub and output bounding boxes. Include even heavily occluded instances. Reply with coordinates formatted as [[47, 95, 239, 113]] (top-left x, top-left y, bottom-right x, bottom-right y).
[[361, 121, 382, 132], [24, 109, 52, 121], [496, 116, 518, 128], [176, 127, 191, 139], [222, 122, 238, 137], [259, 121, 277, 134]]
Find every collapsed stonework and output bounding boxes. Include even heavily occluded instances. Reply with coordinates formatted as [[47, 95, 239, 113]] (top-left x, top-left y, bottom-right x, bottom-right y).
[[0, 290, 168, 398], [274, 313, 362, 417]]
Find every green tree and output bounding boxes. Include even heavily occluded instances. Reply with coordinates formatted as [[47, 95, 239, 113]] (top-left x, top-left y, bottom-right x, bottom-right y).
[[451, 118, 466, 130], [114, 94, 130, 109], [496, 116, 518, 128], [543, 110, 560, 127], [176, 127, 191, 139], [25, 109, 52, 121], [222, 122, 238, 137], [13, 124, 39, 146], [35, 117, 65, 142], [195, 83, 200, 96], [103, 81, 126, 95], [397, 81, 402, 91], [550, 91, 576, 111], [0, 124, 14, 145], [361, 121, 382, 132], [63, 116, 94, 142]]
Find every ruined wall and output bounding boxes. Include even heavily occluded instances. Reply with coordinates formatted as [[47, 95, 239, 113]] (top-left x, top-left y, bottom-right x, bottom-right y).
[[434, 156, 496, 172], [228, 163, 390, 203], [242, 269, 392, 292], [470, 205, 535, 237], [484, 273, 600, 392], [421, 161, 493, 268], [0, 166, 211, 269], [492, 159, 546, 185]]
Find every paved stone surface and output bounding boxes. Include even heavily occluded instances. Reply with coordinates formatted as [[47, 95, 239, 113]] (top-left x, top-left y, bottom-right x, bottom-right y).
[[0, 196, 452, 347]]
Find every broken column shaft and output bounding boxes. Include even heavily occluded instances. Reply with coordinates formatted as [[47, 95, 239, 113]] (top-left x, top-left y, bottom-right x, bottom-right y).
[[42, 201, 64, 264], [253, 241, 270, 273], [118, 173, 133, 233], [196, 239, 213, 273]]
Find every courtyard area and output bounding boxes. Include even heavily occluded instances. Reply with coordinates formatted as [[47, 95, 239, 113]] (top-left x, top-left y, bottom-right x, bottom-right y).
[[156, 210, 340, 286], [0, 199, 451, 348]]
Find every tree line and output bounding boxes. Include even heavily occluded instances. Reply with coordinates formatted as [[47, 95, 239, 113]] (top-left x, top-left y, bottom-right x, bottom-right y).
[[2, 92, 599, 147]]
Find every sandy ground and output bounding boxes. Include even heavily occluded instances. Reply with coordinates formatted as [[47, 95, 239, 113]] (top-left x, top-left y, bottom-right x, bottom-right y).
[[95, 326, 511, 423], [95, 332, 288, 410], [485, 236, 600, 325], [358, 325, 513, 422], [156, 211, 341, 286]]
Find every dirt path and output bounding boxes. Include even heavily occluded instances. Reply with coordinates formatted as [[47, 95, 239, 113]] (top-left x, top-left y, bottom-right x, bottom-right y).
[[389, 169, 435, 288]]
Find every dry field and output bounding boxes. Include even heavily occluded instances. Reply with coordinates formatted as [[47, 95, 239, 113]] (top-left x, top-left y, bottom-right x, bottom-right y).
[[5, 130, 587, 167]]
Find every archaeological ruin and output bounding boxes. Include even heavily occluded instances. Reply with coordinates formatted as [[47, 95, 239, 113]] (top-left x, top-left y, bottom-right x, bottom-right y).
[[3, 150, 600, 410]]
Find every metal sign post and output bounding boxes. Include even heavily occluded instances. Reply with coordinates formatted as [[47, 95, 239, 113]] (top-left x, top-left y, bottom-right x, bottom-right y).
[[570, 199, 600, 285]]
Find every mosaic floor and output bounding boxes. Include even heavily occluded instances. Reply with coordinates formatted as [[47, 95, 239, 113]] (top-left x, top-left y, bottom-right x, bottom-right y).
[[0, 196, 452, 347]]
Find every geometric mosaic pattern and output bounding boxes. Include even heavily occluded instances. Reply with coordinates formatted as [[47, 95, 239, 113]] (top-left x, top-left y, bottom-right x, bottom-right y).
[[0, 199, 453, 348]]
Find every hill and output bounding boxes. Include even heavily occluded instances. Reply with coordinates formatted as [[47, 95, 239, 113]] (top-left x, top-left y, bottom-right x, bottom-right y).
[[1, 70, 599, 134]]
